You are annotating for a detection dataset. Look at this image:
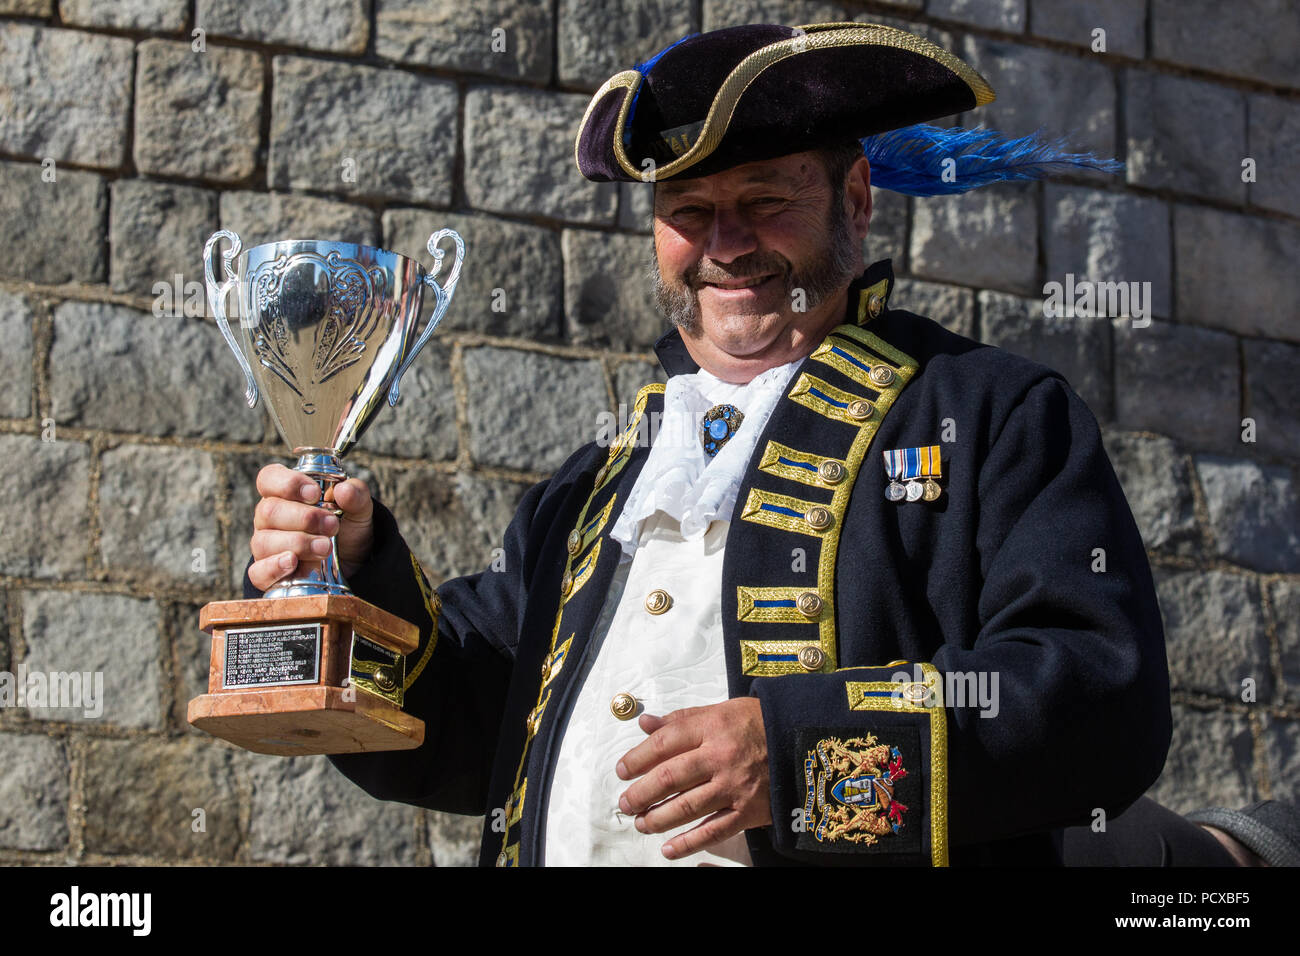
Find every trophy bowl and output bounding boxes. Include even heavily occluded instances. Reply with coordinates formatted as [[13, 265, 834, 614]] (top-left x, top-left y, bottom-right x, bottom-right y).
[[203, 228, 464, 599]]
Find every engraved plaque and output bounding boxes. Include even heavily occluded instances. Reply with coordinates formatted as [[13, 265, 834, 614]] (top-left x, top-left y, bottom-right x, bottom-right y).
[[223, 623, 322, 689]]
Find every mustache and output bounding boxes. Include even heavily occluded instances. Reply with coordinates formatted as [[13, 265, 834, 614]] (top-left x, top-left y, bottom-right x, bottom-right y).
[[686, 253, 791, 288]]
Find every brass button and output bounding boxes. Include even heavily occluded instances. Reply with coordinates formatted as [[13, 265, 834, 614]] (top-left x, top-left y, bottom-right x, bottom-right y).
[[610, 692, 637, 720], [867, 291, 884, 319], [818, 459, 845, 484], [560, 570, 573, 597], [805, 506, 833, 531], [869, 365, 895, 388], [798, 646, 825, 671], [644, 588, 672, 615], [796, 591, 823, 618], [566, 529, 582, 555], [594, 463, 609, 486], [540, 655, 552, 683], [372, 667, 396, 692], [847, 399, 873, 421], [496, 851, 507, 867]]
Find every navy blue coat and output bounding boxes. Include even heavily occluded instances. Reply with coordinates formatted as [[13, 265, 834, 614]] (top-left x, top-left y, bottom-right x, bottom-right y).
[[245, 259, 1172, 866]]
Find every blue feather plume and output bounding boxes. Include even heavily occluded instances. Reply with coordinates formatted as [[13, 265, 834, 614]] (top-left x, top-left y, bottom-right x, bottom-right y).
[[861, 124, 1124, 196]]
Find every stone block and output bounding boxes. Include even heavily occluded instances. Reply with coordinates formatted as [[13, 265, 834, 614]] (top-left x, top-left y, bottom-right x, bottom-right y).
[[110, 179, 219, 297], [98, 444, 222, 586], [382, 208, 564, 340], [427, 810, 483, 866], [1266, 578, 1300, 704], [1112, 319, 1239, 452], [1195, 456, 1300, 573], [963, 36, 1115, 159], [0, 24, 132, 168], [1100, 430, 1199, 555], [0, 162, 106, 284], [910, 185, 1038, 296], [1243, 339, 1300, 462], [198, 0, 369, 53], [82, 737, 243, 860], [1125, 70, 1245, 203], [21, 589, 164, 728], [219, 191, 379, 251], [382, 469, 534, 581], [462, 348, 607, 471], [1247, 94, 1300, 219], [930, 0, 1024, 31], [1151, 0, 1299, 89], [1173, 206, 1300, 344], [890, 278, 974, 338], [248, 753, 422, 864], [134, 40, 263, 182], [557, 0, 694, 88], [1155, 569, 1273, 701], [375, 0, 552, 82], [0, 734, 68, 851], [1045, 184, 1170, 321], [1260, 712, 1299, 804], [0, 290, 34, 419], [1145, 703, 1257, 814], [0, 435, 91, 580], [60, 0, 187, 30], [563, 229, 665, 351], [270, 56, 456, 205], [50, 301, 264, 442], [1030, 0, 1145, 58], [465, 87, 618, 225]]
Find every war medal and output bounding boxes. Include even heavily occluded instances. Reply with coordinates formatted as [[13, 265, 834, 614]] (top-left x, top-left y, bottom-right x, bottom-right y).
[[883, 445, 942, 502], [700, 403, 744, 457]]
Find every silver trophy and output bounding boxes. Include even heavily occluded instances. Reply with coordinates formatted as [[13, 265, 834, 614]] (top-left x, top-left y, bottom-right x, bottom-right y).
[[204, 229, 465, 599]]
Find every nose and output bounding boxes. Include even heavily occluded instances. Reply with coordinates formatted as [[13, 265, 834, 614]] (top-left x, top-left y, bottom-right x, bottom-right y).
[[702, 205, 758, 264]]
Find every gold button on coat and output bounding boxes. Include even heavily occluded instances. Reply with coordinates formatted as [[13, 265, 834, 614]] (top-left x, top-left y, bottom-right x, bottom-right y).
[[867, 291, 884, 319], [798, 646, 825, 671], [847, 399, 873, 421], [796, 591, 823, 618], [644, 588, 672, 614], [566, 529, 582, 554], [610, 692, 637, 720], [805, 506, 833, 531], [818, 460, 845, 484], [869, 365, 895, 387], [560, 571, 573, 596]]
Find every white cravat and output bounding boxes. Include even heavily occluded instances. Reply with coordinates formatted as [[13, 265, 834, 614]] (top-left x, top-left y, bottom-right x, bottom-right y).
[[542, 358, 802, 866], [608, 357, 803, 554]]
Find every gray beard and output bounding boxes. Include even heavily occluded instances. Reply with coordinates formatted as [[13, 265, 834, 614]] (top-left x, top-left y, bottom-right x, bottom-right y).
[[650, 199, 861, 335]]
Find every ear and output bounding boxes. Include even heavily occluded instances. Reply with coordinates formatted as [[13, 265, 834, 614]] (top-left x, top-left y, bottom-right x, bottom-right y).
[[844, 156, 872, 241]]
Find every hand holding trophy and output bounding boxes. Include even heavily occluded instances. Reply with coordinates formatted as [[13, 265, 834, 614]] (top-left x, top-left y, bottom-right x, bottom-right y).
[[187, 230, 465, 755]]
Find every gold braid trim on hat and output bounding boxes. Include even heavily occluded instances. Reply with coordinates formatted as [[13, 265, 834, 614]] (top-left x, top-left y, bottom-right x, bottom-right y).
[[576, 23, 995, 181]]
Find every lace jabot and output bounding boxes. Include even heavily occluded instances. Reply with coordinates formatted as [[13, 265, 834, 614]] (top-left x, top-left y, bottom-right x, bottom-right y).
[[609, 357, 803, 556]]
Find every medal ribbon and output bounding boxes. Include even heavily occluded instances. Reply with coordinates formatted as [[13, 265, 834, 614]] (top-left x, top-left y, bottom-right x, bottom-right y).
[[883, 446, 941, 480]]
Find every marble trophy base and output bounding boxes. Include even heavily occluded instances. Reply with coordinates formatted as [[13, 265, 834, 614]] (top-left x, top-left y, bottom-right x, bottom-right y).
[[188, 594, 424, 756]]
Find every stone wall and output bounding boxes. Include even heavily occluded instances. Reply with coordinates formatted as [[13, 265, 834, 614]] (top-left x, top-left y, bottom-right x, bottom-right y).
[[0, 0, 1295, 866]]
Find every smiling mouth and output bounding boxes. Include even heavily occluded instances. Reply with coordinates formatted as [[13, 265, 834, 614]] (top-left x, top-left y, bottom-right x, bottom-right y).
[[699, 273, 777, 290]]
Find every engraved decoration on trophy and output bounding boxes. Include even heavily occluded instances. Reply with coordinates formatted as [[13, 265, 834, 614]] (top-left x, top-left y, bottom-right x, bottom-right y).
[[188, 230, 464, 756]]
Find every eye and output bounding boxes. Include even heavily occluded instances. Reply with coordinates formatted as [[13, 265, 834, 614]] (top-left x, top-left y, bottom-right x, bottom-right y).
[[750, 196, 787, 208], [671, 204, 708, 217]]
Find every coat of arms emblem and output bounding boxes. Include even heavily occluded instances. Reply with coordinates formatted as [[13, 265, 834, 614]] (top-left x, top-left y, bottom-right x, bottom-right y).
[[804, 734, 909, 845]]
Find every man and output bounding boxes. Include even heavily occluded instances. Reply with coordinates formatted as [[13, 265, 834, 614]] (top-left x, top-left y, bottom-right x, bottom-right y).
[[243, 23, 1292, 866]]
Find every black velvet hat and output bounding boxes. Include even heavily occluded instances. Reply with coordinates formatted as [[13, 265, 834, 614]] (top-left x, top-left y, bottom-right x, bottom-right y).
[[574, 21, 995, 183]]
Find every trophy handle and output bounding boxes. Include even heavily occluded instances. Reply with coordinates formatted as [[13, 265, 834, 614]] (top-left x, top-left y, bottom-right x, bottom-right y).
[[204, 229, 259, 409], [388, 228, 465, 407]]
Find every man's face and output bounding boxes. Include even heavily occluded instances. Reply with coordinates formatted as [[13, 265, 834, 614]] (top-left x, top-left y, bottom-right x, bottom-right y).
[[651, 150, 868, 381]]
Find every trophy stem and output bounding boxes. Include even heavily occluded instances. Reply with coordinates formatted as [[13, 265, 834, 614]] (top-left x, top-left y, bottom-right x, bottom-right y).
[[263, 449, 352, 599]]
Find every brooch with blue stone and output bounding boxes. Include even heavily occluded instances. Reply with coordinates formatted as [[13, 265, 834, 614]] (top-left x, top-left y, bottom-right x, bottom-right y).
[[700, 404, 744, 457]]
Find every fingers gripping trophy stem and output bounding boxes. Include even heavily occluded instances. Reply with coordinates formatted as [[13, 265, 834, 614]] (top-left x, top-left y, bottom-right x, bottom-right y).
[[387, 228, 466, 408], [203, 229, 260, 409]]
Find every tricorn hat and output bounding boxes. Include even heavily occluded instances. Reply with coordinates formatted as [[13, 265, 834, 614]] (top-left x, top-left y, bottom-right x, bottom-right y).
[[576, 22, 1119, 195]]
